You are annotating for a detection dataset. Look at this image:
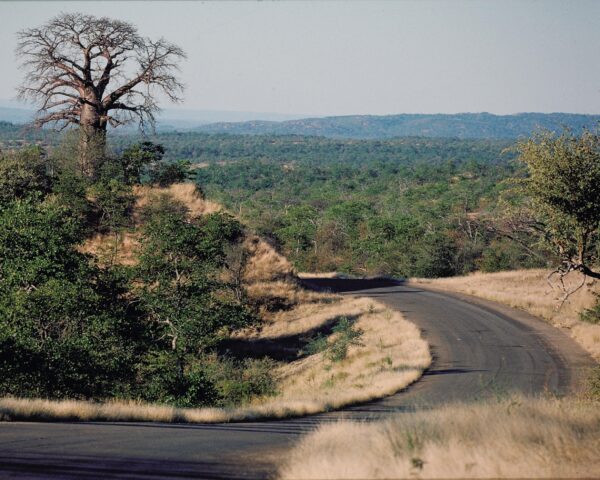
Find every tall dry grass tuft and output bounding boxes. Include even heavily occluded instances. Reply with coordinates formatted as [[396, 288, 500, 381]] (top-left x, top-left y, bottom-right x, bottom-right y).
[[242, 235, 295, 283], [133, 183, 222, 219], [279, 395, 600, 479], [411, 269, 600, 360]]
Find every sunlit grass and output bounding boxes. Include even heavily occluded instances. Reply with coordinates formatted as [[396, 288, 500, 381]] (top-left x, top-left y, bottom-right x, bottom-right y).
[[279, 395, 600, 479]]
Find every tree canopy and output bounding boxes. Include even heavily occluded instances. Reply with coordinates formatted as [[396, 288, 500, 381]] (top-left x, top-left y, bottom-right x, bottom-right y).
[[517, 130, 600, 280]]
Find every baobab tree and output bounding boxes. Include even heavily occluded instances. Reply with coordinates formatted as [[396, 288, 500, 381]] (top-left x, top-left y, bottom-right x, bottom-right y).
[[16, 13, 185, 177]]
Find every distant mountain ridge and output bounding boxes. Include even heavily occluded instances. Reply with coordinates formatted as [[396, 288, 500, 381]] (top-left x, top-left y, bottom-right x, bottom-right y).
[[1, 104, 599, 139], [194, 112, 600, 139]]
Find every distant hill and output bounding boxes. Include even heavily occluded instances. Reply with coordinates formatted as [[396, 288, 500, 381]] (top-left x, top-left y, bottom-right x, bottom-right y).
[[194, 113, 600, 139], [2, 107, 599, 140], [0, 106, 36, 124]]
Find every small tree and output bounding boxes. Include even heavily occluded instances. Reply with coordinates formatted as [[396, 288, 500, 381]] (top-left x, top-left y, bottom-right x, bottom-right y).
[[0, 146, 52, 205], [518, 130, 600, 283], [16, 13, 185, 177], [148, 159, 192, 187], [120, 142, 165, 185], [135, 197, 252, 399]]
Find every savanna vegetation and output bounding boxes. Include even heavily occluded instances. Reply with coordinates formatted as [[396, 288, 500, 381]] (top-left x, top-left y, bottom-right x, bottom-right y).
[[185, 134, 547, 277], [0, 134, 431, 417], [0, 128, 555, 277], [0, 140, 278, 407], [2, 108, 599, 414]]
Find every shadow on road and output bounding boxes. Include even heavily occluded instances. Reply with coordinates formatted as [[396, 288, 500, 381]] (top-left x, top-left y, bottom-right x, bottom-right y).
[[0, 454, 270, 480], [299, 277, 417, 293]]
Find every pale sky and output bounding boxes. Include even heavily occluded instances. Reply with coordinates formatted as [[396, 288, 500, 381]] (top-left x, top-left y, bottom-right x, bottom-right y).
[[1, 0, 599, 116]]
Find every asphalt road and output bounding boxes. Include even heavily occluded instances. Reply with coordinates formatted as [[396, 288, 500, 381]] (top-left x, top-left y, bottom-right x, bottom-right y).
[[0, 279, 593, 479]]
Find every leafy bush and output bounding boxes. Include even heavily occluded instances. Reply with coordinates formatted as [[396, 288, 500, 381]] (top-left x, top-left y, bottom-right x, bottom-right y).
[[302, 317, 363, 362], [580, 294, 600, 324], [327, 317, 363, 362], [137, 352, 218, 407], [586, 366, 600, 400], [119, 142, 165, 185], [149, 160, 192, 187], [0, 146, 52, 206], [205, 356, 278, 407], [304, 334, 328, 356], [51, 169, 92, 226], [89, 175, 134, 233]]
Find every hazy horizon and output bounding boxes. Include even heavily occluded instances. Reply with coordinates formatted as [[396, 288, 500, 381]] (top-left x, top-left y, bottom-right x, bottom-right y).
[[2, 97, 599, 122]]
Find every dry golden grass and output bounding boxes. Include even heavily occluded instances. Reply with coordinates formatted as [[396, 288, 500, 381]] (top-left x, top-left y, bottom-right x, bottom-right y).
[[133, 183, 221, 219], [279, 395, 600, 479], [242, 235, 295, 283], [272, 297, 431, 409], [411, 269, 600, 360], [296, 272, 350, 279], [79, 231, 140, 266], [0, 396, 329, 424]]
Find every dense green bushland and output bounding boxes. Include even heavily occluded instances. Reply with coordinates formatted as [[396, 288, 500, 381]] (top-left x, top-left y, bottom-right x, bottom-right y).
[[0, 129, 555, 277], [191, 137, 550, 276], [0, 144, 274, 406]]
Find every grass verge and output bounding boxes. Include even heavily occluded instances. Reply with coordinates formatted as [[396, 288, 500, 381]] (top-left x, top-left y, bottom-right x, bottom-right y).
[[279, 395, 600, 479]]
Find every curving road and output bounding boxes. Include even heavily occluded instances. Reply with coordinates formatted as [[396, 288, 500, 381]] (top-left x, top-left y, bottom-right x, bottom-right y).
[[0, 279, 593, 479]]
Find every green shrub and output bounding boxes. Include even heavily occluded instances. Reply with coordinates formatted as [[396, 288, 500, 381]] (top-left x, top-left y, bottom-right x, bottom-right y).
[[327, 317, 363, 362], [302, 317, 363, 362], [137, 351, 218, 407], [580, 294, 600, 324], [586, 366, 600, 400], [304, 333, 328, 356], [203, 356, 278, 407], [119, 142, 165, 185], [149, 160, 192, 187], [0, 146, 51, 206]]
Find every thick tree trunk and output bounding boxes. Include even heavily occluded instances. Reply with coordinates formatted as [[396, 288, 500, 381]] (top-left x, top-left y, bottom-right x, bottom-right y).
[[78, 99, 107, 178]]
